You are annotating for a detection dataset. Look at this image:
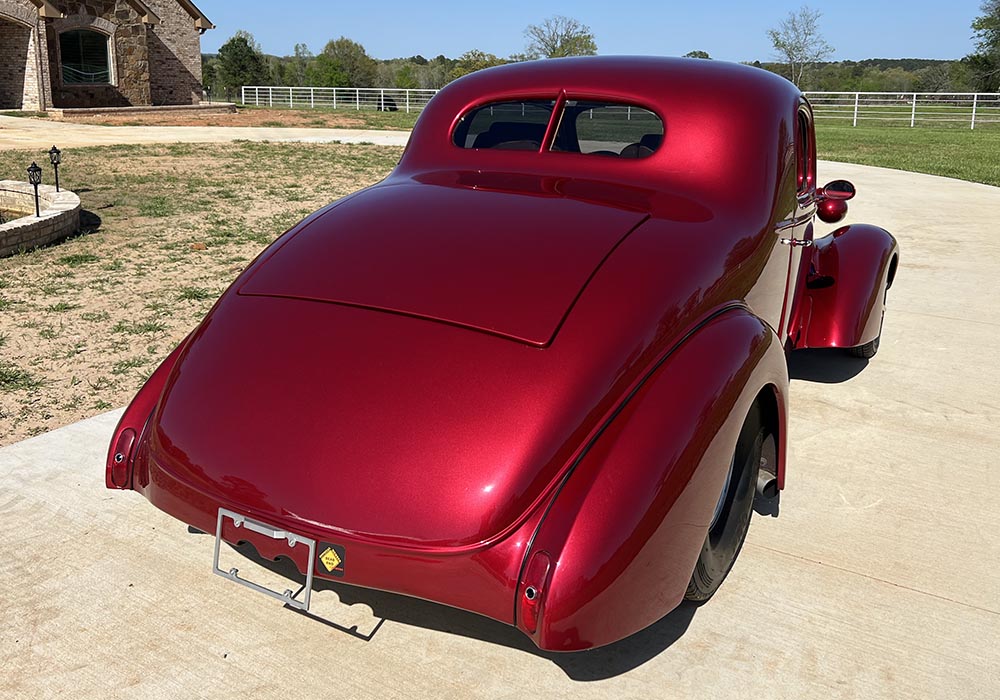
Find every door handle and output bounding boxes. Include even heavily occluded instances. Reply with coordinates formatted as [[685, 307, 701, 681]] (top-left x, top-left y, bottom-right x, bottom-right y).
[[780, 238, 813, 247]]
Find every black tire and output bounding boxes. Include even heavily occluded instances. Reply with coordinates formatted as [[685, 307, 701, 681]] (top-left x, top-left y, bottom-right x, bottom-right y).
[[685, 404, 770, 602], [848, 335, 880, 359]]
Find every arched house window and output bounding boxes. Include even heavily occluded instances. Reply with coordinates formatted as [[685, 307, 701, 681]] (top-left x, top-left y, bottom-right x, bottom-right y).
[[59, 29, 112, 85]]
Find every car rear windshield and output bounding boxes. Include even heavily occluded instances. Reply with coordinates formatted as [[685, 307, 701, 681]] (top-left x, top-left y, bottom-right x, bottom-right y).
[[453, 99, 664, 159], [452, 100, 557, 150]]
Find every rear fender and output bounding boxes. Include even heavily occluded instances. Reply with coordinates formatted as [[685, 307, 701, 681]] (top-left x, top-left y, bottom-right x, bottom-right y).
[[105, 337, 189, 489], [517, 308, 788, 651], [797, 224, 899, 349]]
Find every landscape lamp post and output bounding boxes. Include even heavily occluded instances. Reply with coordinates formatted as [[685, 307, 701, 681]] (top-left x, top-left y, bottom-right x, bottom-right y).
[[27, 162, 42, 218], [48, 146, 61, 192]]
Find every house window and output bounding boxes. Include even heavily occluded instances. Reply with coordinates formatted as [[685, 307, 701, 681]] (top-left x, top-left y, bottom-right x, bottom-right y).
[[60, 30, 111, 84]]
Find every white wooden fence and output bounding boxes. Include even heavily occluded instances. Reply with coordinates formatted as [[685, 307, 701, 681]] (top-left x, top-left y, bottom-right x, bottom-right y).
[[241, 86, 438, 114], [804, 92, 1000, 129], [241, 86, 1000, 129]]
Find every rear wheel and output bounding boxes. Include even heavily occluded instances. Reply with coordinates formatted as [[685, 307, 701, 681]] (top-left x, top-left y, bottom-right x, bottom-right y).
[[685, 404, 769, 602]]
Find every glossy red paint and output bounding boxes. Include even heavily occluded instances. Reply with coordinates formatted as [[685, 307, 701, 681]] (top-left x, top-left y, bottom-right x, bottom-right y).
[[798, 224, 899, 349], [107, 56, 896, 651]]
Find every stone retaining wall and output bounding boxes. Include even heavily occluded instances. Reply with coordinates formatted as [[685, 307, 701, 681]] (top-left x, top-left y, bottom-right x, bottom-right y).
[[0, 180, 81, 257]]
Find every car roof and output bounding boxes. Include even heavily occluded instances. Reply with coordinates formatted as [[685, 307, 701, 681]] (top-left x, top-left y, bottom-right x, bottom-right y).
[[395, 56, 805, 221]]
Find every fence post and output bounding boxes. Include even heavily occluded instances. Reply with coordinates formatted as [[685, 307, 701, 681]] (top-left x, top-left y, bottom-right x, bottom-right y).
[[910, 93, 916, 127], [289, 87, 293, 109], [853, 92, 859, 127], [269, 88, 273, 108], [971, 93, 978, 130], [356, 88, 360, 110], [406, 89, 410, 113], [241, 86, 246, 105], [333, 88, 337, 110], [310, 87, 315, 109]]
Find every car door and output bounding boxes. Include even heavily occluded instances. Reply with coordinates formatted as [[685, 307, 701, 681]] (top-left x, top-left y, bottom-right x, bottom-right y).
[[777, 104, 817, 345]]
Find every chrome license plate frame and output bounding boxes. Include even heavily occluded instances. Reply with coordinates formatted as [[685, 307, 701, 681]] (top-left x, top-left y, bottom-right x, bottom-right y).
[[212, 507, 316, 611]]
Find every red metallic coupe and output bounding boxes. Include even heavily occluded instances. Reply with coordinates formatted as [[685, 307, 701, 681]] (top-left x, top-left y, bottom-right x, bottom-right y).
[[107, 57, 898, 651]]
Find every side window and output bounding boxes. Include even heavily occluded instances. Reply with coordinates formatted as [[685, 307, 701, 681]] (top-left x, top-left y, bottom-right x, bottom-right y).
[[554, 102, 663, 158], [452, 100, 556, 150], [796, 110, 814, 193]]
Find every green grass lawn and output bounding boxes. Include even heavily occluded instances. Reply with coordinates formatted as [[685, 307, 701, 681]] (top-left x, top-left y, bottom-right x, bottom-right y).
[[816, 123, 1000, 187]]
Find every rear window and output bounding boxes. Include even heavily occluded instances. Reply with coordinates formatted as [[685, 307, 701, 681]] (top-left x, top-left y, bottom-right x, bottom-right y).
[[452, 99, 663, 159], [554, 101, 663, 158], [452, 100, 556, 150]]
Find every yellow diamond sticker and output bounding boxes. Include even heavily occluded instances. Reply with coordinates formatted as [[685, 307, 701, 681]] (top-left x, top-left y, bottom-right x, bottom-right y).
[[319, 546, 342, 573]]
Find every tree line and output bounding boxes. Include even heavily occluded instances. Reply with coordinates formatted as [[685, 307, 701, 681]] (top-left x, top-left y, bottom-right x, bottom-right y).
[[202, 4, 1000, 99], [202, 17, 596, 98]]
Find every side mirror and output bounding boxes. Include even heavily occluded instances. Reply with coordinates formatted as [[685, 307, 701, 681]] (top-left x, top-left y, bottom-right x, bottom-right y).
[[816, 179, 854, 223], [819, 179, 855, 201]]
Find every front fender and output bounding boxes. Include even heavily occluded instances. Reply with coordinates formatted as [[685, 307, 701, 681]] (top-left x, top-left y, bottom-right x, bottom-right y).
[[798, 224, 899, 349], [517, 308, 788, 651]]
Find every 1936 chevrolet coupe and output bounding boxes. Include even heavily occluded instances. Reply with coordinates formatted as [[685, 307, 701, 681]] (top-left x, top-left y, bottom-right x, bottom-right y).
[[106, 56, 898, 651]]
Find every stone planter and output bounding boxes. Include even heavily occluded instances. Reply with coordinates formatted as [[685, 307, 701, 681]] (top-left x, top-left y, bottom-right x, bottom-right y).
[[0, 181, 81, 257]]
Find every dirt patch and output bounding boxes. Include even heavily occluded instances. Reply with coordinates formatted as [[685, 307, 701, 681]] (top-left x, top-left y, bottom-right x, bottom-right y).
[[57, 107, 418, 131], [0, 141, 401, 445]]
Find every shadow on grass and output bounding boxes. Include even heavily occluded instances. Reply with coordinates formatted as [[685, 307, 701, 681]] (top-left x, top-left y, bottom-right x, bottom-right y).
[[210, 536, 697, 680], [79, 209, 102, 234]]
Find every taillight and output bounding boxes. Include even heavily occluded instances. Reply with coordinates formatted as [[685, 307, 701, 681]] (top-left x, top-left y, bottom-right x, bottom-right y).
[[518, 551, 552, 634], [108, 428, 137, 488]]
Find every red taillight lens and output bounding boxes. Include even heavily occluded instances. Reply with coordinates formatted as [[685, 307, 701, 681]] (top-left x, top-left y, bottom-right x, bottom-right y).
[[108, 428, 136, 488], [518, 551, 552, 634]]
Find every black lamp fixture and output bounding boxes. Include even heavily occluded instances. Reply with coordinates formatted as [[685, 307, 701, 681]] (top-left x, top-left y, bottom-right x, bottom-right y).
[[48, 145, 61, 192], [27, 162, 42, 218]]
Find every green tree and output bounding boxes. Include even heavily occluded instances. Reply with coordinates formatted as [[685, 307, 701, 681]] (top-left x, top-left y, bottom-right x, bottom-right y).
[[290, 43, 313, 86], [684, 50, 711, 59], [305, 53, 350, 87], [449, 50, 507, 81], [967, 0, 1000, 90], [216, 31, 271, 92], [394, 65, 419, 89], [523, 16, 598, 59], [766, 6, 833, 86], [322, 37, 377, 87]]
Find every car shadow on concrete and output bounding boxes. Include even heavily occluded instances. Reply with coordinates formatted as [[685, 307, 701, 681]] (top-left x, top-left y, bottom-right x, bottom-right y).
[[788, 349, 868, 383], [223, 538, 697, 680]]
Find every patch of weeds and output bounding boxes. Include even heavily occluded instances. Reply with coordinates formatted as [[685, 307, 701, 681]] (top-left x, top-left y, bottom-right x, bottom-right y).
[[0, 296, 11, 311], [0, 332, 6, 347], [112, 320, 166, 335], [62, 342, 85, 359], [177, 286, 214, 301], [92, 399, 113, 411], [0, 361, 41, 392], [80, 310, 110, 322], [139, 196, 178, 218], [112, 357, 147, 375], [87, 376, 113, 392], [46, 302, 79, 312], [102, 260, 124, 272], [38, 327, 58, 340], [57, 253, 99, 267]]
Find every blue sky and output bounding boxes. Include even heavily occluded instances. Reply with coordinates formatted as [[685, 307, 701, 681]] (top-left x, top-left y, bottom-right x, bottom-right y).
[[196, 1, 984, 62]]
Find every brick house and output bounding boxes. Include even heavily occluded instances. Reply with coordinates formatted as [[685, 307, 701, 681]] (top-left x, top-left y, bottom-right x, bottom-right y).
[[0, 0, 212, 110]]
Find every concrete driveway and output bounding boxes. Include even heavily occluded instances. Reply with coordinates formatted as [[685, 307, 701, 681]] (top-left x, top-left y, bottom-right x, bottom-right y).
[[0, 114, 411, 148], [1, 158, 998, 699]]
